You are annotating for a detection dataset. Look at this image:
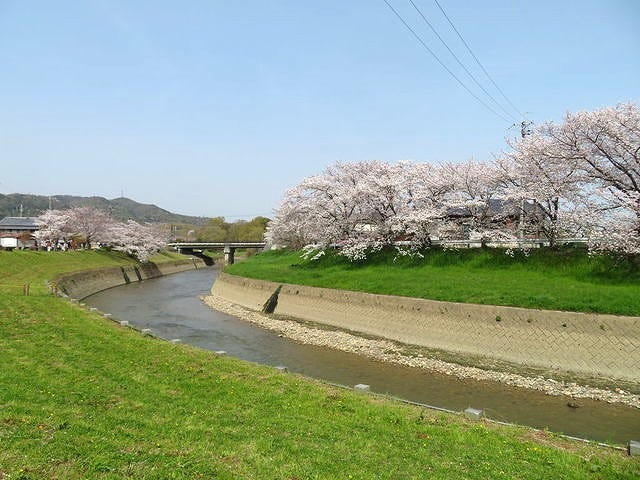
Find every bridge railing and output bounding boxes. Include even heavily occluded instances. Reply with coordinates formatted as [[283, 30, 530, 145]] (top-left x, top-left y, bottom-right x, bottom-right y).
[[167, 242, 267, 249], [168, 242, 267, 265]]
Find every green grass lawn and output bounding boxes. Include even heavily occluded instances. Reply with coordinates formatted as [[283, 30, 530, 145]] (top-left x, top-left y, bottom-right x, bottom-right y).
[[0, 249, 186, 295], [226, 247, 640, 316], [0, 249, 638, 478], [1, 295, 638, 479]]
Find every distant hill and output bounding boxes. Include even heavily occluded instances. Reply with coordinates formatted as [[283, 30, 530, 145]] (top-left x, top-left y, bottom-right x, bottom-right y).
[[0, 193, 209, 226]]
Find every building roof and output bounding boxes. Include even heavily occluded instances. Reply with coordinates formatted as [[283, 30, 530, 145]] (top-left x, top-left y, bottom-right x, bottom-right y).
[[446, 199, 542, 218], [0, 217, 41, 230]]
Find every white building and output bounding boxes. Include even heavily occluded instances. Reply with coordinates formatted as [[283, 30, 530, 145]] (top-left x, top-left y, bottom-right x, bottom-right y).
[[0, 217, 41, 249]]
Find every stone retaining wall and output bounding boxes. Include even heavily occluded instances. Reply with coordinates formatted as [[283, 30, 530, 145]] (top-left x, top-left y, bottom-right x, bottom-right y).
[[212, 272, 640, 381], [55, 258, 207, 300]]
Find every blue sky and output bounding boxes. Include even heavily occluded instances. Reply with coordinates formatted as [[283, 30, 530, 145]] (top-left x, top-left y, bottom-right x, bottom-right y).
[[1, 1, 638, 219]]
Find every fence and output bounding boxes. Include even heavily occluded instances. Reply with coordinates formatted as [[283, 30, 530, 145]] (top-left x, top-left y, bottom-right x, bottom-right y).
[[393, 237, 592, 249], [0, 283, 32, 295]]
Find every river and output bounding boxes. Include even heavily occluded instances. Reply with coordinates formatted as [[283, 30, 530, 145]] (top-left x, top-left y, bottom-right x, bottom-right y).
[[84, 267, 640, 445]]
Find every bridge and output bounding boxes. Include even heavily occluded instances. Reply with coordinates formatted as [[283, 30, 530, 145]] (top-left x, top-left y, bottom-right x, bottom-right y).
[[168, 242, 267, 265]]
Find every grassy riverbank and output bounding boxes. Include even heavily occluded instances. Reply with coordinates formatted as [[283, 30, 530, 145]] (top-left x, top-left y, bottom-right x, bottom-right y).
[[0, 249, 186, 295], [1, 251, 638, 478], [226, 247, 640, 316]]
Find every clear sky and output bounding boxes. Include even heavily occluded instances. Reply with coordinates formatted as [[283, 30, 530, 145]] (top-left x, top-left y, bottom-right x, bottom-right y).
[[1, 1, 638, 219]]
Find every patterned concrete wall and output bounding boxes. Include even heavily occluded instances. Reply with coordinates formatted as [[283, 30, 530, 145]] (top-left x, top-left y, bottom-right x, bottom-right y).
[[54, 258, 207, 300], [212, 273, 640, 381]]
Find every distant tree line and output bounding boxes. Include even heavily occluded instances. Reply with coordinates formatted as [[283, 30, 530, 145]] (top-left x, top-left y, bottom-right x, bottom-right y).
[[192, 216, 270, 243]]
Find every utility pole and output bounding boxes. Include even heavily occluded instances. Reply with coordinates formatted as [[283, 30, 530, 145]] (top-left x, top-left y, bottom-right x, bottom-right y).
[[517, 119, 533, 240], [520, 120, 533, 138]]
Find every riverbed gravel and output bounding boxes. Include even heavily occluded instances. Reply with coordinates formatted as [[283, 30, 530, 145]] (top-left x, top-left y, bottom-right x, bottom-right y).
[[202, 294, 640, 409]]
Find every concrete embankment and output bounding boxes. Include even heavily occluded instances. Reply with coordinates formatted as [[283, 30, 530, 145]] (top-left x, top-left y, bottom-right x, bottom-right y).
[[54, 258, 207, 300], [211, 272, 640, 382]]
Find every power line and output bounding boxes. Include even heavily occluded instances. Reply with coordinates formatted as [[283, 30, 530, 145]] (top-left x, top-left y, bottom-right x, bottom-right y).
[[408, 0, 518, 122], [382, 0, 510, 123], [432, 0, 525, 119]]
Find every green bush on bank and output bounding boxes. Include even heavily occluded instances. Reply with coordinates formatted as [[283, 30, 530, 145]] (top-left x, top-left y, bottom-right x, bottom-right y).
[[226, 246, 640, 316]]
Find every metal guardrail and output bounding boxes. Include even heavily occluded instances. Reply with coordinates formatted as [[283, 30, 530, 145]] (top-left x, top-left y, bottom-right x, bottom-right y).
[[168, 242, 267, 249], [169, 238, 597, 251], [394, 238, 591, 247], [170, 238, 592, 251], [320, 238, 593, 249]]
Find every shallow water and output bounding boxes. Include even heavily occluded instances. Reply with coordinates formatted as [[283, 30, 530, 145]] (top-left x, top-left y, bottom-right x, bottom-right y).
[[85, 267, 640, 445]]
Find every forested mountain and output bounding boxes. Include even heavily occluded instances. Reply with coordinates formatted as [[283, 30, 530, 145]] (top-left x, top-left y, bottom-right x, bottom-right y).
[[0, 193, 209, 226]]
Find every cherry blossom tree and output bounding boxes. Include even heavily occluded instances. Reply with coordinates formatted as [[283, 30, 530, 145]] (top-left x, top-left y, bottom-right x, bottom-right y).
[[268, 161, 449, 259], [553, 103, 639, 198], [387, 162, 452, 249], [572, 188, 640, 255], [65, 206, 115, 248], [502, 102, 639, 252], [33, 209, 70, 248], [496, 131, 586, 246], [36, 207, 114, 249], [265, 188, 317, 249], [440, 160, 514, 246], [35, 207, 168, 260], [107, 220, 168, 262], [549, 103, 640, 253], [267, 103, 639, 259], [268, 162, 381, 250]]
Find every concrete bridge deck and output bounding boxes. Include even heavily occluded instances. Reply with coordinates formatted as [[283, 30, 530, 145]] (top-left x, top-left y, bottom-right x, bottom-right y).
[[168, 242, 266, 265]]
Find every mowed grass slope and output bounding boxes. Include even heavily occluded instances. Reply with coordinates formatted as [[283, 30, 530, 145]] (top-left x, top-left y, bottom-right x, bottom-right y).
[[0, 249, 186, 295], [1, 295, 639, 479], [226, 247, 640, 316], [0, 250, 638, 478]]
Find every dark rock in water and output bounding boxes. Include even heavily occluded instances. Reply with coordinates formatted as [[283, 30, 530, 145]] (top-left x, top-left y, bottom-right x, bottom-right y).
[[567, 401, 582, 409]]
